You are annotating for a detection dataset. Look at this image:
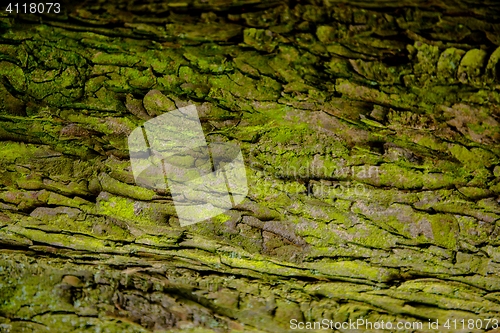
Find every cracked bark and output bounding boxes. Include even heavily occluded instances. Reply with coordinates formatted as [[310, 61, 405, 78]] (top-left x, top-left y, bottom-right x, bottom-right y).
[[0, 0, 500, 332]]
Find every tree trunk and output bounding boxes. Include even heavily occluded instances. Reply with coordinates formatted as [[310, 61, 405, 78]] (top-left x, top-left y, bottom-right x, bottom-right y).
[[0, 0, 500, 332]]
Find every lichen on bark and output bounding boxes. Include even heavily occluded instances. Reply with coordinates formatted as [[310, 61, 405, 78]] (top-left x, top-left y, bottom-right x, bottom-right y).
[[0, 0, 500, 332]]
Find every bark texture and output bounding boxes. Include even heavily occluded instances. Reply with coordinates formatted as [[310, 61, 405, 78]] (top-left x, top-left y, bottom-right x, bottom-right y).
[[0, 0, 500, 332]]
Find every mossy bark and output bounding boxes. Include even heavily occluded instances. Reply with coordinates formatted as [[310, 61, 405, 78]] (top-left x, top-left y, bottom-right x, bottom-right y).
[[0, 0, 500, 332]]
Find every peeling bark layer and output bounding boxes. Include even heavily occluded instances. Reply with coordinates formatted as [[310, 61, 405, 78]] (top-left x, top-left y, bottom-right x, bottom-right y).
[[0, 0, 500, 332]]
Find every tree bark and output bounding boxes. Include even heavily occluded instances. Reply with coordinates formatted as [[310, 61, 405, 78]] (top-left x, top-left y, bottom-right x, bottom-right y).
[[0, 0, 500, 332]]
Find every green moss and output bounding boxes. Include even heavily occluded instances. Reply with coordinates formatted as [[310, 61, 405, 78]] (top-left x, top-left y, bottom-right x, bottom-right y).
[[0, 141, 36, 163], [491, 182, 500, 195], [0, 272, 71, 318], [0, 61, 26, 92], [91, 52, 142, 67], [457, 49, 488, 85], [205, 213, 233, 227], [7, 224, 113, 252], [177, 66, 210, 98], [449, 144, 495, 171], [243, 28, 277, 53], [209, 71, 281, 102], [437, 47, 465, 82], [351, 225, 400, 249], [456, 215, 492, 245], [458, 186, 492, 199], [250, 125, 349, 182], [304, 260, 399, 283], [426, 214, 458, 250], [316, 25, 335, 43], [98, 173, 155, 201], [142, 89, 176, 116], [415, 134, 447, 152], [183, 48, 234, 74], [411, 42, 440, 76], [486, 46, 500, 80], [97, 194, 150, 225], [377, 164, 424, 189]]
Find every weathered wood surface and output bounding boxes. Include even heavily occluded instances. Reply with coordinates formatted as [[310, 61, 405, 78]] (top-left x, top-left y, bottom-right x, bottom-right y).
[[0, 0, 499, 332]]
